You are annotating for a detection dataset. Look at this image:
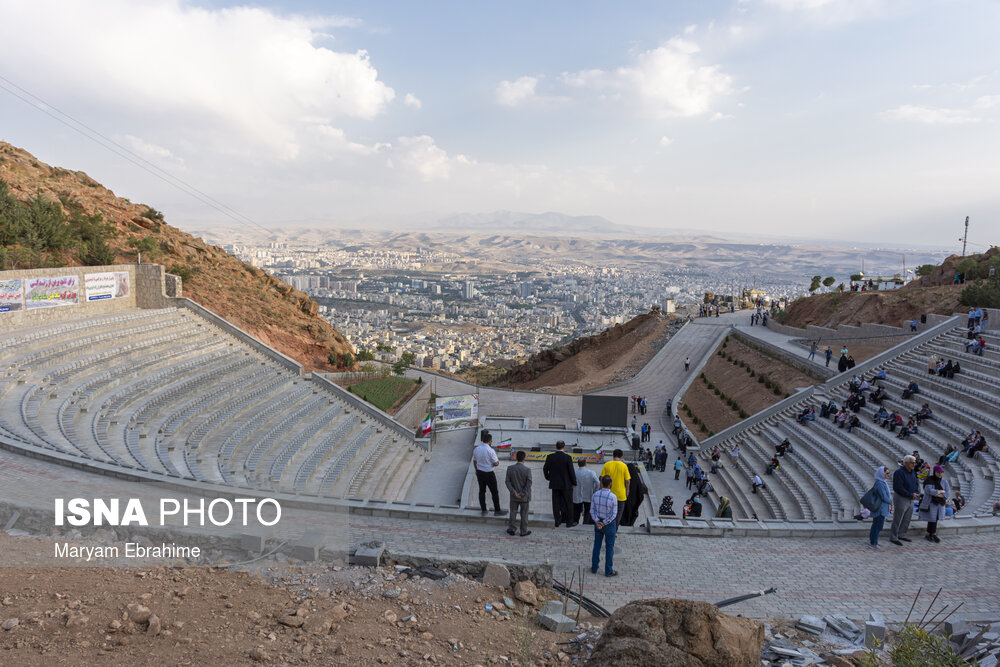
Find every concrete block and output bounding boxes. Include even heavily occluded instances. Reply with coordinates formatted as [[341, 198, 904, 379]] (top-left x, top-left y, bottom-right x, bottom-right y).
[[537, 612, 576, 633], [482, 562, 511, 588], [865, 613, 886, 649], [796, 615, 826, 636], [291, 532, 326, 562], [354, 544, 385, 567], [239, 530, 275, 553], [540, 600, 564, 616], [944, 616, 968, 640]]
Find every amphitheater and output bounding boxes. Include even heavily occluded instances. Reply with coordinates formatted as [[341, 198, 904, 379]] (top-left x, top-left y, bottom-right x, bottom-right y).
[[2, 262, 1000, 619]]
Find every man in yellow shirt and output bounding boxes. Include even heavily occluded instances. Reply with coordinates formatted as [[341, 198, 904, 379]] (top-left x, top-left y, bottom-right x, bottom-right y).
[[600, 449, 630, 526]]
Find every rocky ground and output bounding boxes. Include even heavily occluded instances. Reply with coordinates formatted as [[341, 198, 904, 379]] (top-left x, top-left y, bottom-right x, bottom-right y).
[[0, 533, 600, 666]]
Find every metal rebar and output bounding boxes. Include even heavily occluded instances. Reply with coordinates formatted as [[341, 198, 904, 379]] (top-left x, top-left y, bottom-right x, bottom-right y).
[[928, 601, 963, 635], [918, 587, 943, 627], [904, 586, 922, 625]]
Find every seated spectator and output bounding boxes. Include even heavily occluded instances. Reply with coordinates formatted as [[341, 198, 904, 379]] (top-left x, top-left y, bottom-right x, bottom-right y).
[[942, 360, 954, 378], [873, 407, 889, 423], [953, 489, 965, 513], [897, 418, 917, 439], [876, 369, 887, 380], [870, 385, 885, 405], [776, 438, 791, 457], [992, 501, 1000, 517], [858, 378, 870, 393], [796, 407, 816, 424], [846, 413, 861, 433], [953, 361, 962, 375], [938, 444, 958, 465], [687, 493, 703, 517], [915, 404, 933, 424], [711, 445, 721, 462], [710, 461, 722, 474], [766, 457, 780, 475], [658, 495, 675, 516], [714, 496, 732, 519], [751, 474, 766, 494], [912, 450, 925, 472], [902, 381, 920, 400]]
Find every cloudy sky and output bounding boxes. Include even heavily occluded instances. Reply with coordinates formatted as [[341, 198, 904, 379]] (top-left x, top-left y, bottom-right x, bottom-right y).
[[0, 0, 997, 249]]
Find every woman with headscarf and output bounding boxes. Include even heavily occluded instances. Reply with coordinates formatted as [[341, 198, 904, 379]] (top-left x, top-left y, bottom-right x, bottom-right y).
[[620, 463, 647, 526], [869, 465, 892, 549], [715, 496, 732, 519], [837, 354, 849, 373], [919, 465, 950, 543]]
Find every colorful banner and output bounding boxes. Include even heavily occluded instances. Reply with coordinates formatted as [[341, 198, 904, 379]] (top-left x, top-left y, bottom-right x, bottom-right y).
[[0, 279, 24, 312], [25, 276, 78, 309], [433, 394, 478, 431], [509, 450, 604, 463], [84, 271, 130, 301]]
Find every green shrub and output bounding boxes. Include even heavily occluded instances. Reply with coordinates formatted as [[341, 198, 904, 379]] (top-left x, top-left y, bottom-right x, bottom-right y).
[[856, 623, 965, 667], [700, 424, 708, 433], [739, 410, 748, 418], [959, 279, 1000, 308], [692, 416, 700, 425], [167, 264, 200, 283], [750, 370, 756, 377], [713, 388, 720, 395], [773, 387, 782, 395]]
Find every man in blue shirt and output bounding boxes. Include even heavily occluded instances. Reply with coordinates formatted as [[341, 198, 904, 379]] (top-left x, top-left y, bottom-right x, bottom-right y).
[[590, 476, 618, 577], [890, 456, 919, 545]]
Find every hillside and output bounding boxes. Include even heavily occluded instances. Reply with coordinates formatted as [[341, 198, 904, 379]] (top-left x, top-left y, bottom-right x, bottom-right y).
[[474, 309, 682, 393], [781, 246, 999, 328], [0, 142, 352, 371]]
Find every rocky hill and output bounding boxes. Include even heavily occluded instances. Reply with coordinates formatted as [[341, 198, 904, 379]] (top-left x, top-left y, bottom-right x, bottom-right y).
[[781, 247, 999, 328], [479, 309, 682, 393], [0, 141, 353, 371]]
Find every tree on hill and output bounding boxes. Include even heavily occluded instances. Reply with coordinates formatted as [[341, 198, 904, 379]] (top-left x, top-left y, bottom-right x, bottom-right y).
[[915, 263, 936, 277], [356, 348, 375, 362], [808, 275, 822, 292], [392, 352, 416, 376], [822, 276, 835, 288]]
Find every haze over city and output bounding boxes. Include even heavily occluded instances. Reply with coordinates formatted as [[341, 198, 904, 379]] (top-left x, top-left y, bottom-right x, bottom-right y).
[[1, 0, 997, 250]]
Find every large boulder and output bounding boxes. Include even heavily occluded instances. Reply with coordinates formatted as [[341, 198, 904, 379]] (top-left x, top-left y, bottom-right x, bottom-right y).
[[587, 598, 763, 667]]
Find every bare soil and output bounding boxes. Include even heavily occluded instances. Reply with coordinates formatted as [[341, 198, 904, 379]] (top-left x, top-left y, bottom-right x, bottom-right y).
[[0, 533, 595, 666], [682, 338, 817, 435], [782, 285, 965, 329]]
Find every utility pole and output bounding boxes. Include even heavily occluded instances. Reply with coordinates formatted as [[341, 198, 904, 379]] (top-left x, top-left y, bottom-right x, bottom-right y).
[[960, 216, 970, 256]]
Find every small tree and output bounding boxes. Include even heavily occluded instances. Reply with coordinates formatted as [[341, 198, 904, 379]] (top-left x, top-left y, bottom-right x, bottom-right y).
[[915, 263, 936, 277], [822, 276, 835, 288], [356, 348, 375, 362], [392, 352, 416, 375], [808, 275, 822, 292], [850, 273, 863, 282], [340, 353, 354, 368]]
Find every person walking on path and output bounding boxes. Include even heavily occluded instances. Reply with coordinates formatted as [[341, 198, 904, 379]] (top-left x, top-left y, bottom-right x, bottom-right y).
[[890, 455, 919, 546], [673, 456, 683, 480], [825, 346, 833, 367], [590, 475, 618, 577], [572, 460, 600, 525], [809, 341, 818, 361], [684, 356, 691, 372], [730, 445, 740, 468], [473, 431, 507, 517], [504, 450, 532, 536], [869, 466, 893, 549], [600, 449, 631, 526], [919, 465, 950, 543], [543, 440, 577, 527]]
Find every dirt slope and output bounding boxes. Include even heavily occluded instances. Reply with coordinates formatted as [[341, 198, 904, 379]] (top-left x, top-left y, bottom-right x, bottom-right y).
[[0, 141, 352, 371], [484, 310, 682, 393]]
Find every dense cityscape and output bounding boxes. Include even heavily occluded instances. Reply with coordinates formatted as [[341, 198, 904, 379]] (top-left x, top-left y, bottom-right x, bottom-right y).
[[219, 240, 805, 371]]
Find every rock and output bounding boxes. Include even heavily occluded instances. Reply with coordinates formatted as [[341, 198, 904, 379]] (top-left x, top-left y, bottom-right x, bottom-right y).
[[502, 597, 516, 610], [127, 604, 152, 624], [383, 588, 401, 599], [147, 614, 161, 636], [514, 580, 537, 605], [416, 566, 447, 580], [383, 610, 397, 624], [65, 613, 89, 630], [302, 614, 332, 635], [482, 563, 511, 589], [250, 646, 271, 662], [2, 617, 18, 631], [588, 598, 764, 667], [329, 602, 350, 622], [537, 612, 576, 633], [278, 614, 304, 628]]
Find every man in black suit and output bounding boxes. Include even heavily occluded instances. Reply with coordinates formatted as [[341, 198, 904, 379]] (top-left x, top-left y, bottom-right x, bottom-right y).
[[543, 440, 577, 527]]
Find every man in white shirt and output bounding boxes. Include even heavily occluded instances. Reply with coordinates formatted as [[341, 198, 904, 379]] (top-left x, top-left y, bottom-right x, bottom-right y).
[[473, 431, 507, 516]]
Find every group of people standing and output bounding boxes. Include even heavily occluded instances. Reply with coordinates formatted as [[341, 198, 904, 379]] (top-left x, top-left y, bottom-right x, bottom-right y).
[[864, 455, 952, 549], [630, 395, 648, 414]]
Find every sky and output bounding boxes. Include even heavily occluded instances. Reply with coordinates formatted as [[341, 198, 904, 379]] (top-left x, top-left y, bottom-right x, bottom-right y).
[[0, 0, 997, 250]]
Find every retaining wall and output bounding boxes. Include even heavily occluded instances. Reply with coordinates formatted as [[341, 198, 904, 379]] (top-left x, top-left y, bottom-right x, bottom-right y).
[[0, 264, 138, 329]]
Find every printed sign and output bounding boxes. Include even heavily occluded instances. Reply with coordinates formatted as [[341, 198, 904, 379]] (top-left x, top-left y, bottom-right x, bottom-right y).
[[25, 275, 79, 309], [85, 271, 130, 301], [433, 394, 478, 431], [509, 450, 604, 463], [0, 279, 24, 312]]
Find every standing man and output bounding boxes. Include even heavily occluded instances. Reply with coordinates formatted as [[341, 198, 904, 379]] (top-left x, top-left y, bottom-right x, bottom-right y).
[[684, 356, 691, 372], [673, 456, 683, 480], [572, 460, 600, 525], [825, 346, 833, 367], [808, 341, 818, 361], [890, 455, 919, 546], [600, 449, 631, 526], [590, 475, 618, 577], [473, 431, 507, 517], [504, 450, 532, 536], [543, 440, 577, 527]]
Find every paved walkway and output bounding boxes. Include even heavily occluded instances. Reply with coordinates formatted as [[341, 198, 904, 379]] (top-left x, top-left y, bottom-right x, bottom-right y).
[[2, 446, 999, 621]]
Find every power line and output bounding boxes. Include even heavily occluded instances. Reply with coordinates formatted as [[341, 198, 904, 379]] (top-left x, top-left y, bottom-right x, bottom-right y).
[[0, 73, 273, 235]]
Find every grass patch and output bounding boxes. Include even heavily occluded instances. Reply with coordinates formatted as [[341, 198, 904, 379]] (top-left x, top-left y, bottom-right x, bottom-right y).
[[348, 376, 419, 413]]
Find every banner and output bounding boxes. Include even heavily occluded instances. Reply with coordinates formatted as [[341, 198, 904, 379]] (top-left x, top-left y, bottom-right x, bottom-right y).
[[25, 276, 79, 309], [509, 450, 604, 463], [0, 279, 24, 312], [85, 271, 130, 301], [433, 394, 478, 431]]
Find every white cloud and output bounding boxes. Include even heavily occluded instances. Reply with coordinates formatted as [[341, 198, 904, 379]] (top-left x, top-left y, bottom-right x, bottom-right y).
[[880, 105, 981, 125], [0, 0, 394, 160], [495, 76, 540, 107], [122, 135, 182, 164], [393, 135, 466, 181], [403, 93, 423, 109], [973, 95, 1000, 110], [762, 0, 835, 9], [684, 24, 698, 34], [562, 38, 735, 118], [659, 136, 674, 147]]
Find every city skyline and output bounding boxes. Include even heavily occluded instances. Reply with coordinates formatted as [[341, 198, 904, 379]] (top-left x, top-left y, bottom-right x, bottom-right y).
[[1, 0, 997, 250]]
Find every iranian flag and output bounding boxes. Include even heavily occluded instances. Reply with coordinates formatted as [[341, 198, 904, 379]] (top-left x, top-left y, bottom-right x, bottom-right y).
[[420, 412, 433, 437], [496, 438, 512, 449]]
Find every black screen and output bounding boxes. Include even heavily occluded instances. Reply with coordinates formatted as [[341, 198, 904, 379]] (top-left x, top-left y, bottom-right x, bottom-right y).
[[581, 395, 628, 428]]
